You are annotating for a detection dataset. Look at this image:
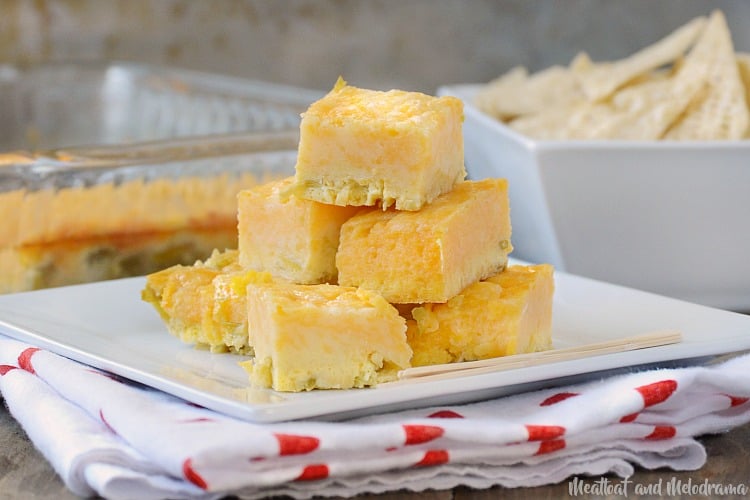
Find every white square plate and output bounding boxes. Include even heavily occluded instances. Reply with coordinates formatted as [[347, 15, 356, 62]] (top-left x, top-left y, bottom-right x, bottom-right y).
[[0, 263, 749, 423]]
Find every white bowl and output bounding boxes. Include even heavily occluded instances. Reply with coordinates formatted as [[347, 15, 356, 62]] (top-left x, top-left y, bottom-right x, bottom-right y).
[[439, 84, 750, 311]]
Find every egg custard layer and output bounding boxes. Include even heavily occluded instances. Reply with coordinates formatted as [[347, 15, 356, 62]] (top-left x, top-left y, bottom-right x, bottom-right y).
[[1, 227, 236, 294]]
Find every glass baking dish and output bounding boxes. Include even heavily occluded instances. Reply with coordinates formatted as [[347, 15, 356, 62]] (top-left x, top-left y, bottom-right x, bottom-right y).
[[0, 62, 322, 293], [0, 61, 322, 150]]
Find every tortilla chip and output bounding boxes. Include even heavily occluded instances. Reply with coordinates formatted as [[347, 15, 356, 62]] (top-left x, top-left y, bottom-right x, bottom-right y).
[[508, 103, 583, 140], [573, 15, 706, 102], [474, 66, 528, 120], [475, 64, 585, 121], [734, 53, 750, 137], [664, 10, 749, 140]]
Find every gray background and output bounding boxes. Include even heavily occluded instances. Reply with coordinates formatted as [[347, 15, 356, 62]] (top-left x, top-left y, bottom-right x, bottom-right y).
[[2, 0, 748, 94]]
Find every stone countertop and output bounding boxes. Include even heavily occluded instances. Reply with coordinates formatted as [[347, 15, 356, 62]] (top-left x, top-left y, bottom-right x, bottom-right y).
[[2, 401, 748, 499]]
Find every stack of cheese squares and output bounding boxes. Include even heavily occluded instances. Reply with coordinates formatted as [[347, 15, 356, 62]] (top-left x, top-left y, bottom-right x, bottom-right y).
[[143, 77, 554, 392]]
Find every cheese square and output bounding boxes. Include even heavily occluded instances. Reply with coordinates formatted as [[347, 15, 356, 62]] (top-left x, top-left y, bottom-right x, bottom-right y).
[[142, 250, 238, 351], [407, 264, 554, 366], [336, 178, 512, 304], [240, 282, 411, 391], [292, 77, 466, 211], [237, 177, 359, 284], [142, 249, 274, 354], [203, 267, 276, 353]]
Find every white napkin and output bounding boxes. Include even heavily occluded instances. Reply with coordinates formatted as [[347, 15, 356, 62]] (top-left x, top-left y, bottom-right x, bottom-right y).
[[1, 335, 749, 500]]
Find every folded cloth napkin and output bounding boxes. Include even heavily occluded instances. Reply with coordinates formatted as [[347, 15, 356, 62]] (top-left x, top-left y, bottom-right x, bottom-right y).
[[1, 335, 749, 500]]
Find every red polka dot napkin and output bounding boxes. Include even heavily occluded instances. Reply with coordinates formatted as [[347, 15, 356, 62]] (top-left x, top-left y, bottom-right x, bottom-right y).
[[1, 335, 749, 500]]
